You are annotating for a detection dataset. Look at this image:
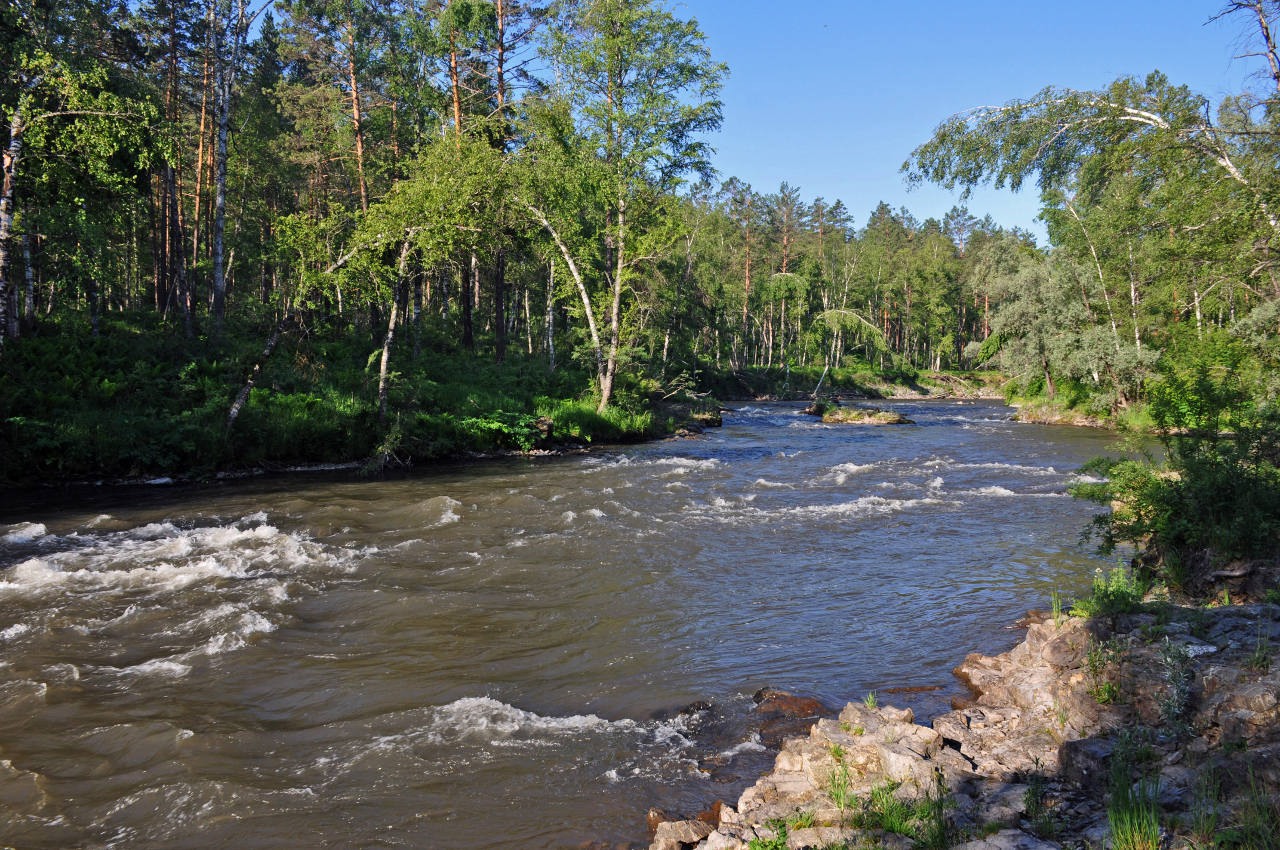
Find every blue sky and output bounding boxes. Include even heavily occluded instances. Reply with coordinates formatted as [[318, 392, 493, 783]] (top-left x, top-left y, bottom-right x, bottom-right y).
[[684, 1, 1260, 241]]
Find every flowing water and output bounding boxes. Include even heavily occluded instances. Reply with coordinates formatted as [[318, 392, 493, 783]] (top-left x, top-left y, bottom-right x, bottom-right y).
[[0, 400, 1118, 849]]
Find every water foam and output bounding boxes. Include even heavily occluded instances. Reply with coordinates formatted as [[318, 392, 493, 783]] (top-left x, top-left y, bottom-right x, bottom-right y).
[[688, 494, 945, 525], [922, 457, 1059, 476], [0, 519, 349, 599], [427, 496, 462, 527], [718, 733, 766, 758], [957, 486, 1069, 499], [0, 517, 350, 678], [419, 696, 617, 746], [2, 522, 47, 543], [821, 462, 875, 486]]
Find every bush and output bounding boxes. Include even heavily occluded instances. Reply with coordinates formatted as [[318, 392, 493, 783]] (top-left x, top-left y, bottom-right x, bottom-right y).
[[1072, 344, 1280, 594]]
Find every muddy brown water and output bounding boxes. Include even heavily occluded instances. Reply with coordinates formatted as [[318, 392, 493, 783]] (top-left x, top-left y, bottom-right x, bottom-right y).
[[0, 400, 1118, 848]]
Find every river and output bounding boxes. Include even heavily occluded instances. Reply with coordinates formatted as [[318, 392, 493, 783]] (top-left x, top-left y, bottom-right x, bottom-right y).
[[0, 400, 1118, 849]]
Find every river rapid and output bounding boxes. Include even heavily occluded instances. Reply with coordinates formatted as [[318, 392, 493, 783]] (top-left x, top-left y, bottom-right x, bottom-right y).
[[0, 400, 1118, 849]]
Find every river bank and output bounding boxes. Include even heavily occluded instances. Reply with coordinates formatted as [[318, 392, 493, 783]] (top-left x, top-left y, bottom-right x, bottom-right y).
[[702, 367, 1004, 404], [645, 588, 1280, 850]]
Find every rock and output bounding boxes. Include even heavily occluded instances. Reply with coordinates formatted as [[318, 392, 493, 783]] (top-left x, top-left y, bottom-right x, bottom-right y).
[[702, 832, 745, 850], [1058, 737, 1113, 794], [950, 828, 1061, 850], [1080, 818, 1110, 844], [650, 819, 713, 849], [868, 832, 914, 850], [680, 603, 1280, 850], [647, 808, 673, 833], [1040, 631, 1086, 669], [752, 688, 830, 718], [784, 826, 861, 849], [752, 688, 832, 748], [694, 801, 722, 825]]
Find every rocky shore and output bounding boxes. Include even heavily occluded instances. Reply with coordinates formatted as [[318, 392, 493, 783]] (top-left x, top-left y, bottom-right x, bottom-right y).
[[647, 601, 1280, 849], [1008, 402, 1108, 429]]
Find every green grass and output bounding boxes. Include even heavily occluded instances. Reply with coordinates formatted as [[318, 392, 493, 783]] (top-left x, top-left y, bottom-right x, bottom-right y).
[[1108, 778, 1161, 850], [824, 745, 856, 826], [1219, 770, 1280, 849]]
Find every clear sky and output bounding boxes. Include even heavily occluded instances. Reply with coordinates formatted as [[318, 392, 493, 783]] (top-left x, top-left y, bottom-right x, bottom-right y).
[[684, 0, 1261, 242]]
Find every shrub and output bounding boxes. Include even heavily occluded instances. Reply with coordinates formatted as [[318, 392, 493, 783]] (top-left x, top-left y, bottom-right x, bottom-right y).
[[1072, 341, 1280, 595]]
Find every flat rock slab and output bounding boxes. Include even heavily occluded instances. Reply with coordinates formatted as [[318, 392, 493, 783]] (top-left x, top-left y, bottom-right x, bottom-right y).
[[952, 828, 1062, 850]]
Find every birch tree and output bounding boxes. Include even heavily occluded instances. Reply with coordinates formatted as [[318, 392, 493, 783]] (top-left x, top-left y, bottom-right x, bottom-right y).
[[539, 0, 724, 410]]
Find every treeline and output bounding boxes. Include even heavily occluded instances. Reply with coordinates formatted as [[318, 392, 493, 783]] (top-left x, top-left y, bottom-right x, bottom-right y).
[[0, 0, 1022, 445], [14, 0, 1280, 485], [906, 2, 1280, 420]]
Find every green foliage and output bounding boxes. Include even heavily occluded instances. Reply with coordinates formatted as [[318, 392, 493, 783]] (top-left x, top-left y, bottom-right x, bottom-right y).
[[1071, 567, 1148, 618], [535, 397, 656, 443], [1085, 637, 1124, 704], [1189, 768, 1220, 846], [746, 818, 789, 850], [1074, 354, 1280, 594], [865, 782, 914, 835], [837, 778, 953, 845], [1247, 622, 1272, 673], [0, 312, 666, 484], [1108, 777, 1161, 850], [1157, 638, 1194, 736]]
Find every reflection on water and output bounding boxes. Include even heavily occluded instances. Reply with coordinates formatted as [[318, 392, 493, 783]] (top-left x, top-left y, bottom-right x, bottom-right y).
[[0, 400, 1118, 848]]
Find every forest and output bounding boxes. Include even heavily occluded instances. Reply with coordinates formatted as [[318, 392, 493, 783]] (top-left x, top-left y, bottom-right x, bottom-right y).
[[1, 0, 1279, 488]]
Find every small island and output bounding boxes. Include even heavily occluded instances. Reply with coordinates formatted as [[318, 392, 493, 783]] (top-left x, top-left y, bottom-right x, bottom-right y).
[[803, 400, 914, 425]]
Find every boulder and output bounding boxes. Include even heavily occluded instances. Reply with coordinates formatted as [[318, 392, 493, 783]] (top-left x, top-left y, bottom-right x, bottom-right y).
[[702, 832, 746, 850], [1058, 736, 1112, 794], [649, 819, 712, 850], [751, 688, 833, 749]]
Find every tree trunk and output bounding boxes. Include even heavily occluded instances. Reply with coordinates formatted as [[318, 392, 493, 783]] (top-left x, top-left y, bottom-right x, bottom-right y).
[[494, 249, 506, 362], [545, 258, 555, 369], [598, 199, 626, 412], [0, 106, 25, 349], [345, 23, 368, 211], [449, 14, 464, 147], [227, 317, 284, 430], [210, 0, 255, 326], [192, 0, 214, 280], [461, 254, 475, 349], [378, 242, 413, 424], [21, 232, 35, 331], [166, 165, 194, 337], [526, 203, 603, 382], [742, 197, 752, 330], [210, 17, 233, 324]]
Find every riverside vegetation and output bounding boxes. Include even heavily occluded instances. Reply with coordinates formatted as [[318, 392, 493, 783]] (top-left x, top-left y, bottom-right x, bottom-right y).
[[643, 308, 1280, 849], [5, 1, 1280, 484]]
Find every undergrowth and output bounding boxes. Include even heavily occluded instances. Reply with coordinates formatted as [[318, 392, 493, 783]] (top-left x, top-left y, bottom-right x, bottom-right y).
[[0, 311, 673, 484]]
